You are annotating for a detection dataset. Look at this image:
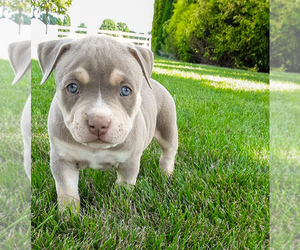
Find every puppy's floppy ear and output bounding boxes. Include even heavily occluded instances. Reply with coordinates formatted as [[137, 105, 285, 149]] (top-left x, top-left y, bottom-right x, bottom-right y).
[[8, 40, 31, 85], [37, 38, 72, 85], [127, 44, 154, 89]]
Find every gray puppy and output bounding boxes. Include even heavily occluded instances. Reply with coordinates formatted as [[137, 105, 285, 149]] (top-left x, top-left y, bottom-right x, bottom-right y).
[[8, 40, 31, 181], [37, 35, 178, 212]]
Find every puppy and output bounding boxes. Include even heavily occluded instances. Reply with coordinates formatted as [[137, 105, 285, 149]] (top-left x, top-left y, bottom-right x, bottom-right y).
[[8, 40, 31, 181], [37, 35, 178, 211]]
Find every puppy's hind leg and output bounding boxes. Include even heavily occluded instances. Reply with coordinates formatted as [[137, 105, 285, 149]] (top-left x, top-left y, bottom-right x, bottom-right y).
[[154, 122, 178, 177]]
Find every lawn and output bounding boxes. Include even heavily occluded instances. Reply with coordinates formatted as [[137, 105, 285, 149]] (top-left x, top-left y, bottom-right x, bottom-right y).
[[270, 71, 300, 249], [31, 56, 269, 249], [0, 59, 31, 249]]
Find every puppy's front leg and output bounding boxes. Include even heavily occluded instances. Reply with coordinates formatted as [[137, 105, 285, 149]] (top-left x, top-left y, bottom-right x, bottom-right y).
[[50, 150, 80, 213], [116, 155, 141, 187]]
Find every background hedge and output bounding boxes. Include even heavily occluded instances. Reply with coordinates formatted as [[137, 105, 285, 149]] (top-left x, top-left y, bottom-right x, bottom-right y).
[[152, 0, 269, 72]]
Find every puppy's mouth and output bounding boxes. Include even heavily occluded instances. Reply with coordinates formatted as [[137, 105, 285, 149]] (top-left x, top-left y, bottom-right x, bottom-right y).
[[83, 138, 117, 149]]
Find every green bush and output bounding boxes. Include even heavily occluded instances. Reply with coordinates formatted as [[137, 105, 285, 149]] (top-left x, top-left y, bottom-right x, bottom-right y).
[[100, 19, 118, 31], [152, 0, 269, 72]]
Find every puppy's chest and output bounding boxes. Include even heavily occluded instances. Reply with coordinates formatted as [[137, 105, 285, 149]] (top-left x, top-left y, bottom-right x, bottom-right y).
[[53, 138, 129, 170]]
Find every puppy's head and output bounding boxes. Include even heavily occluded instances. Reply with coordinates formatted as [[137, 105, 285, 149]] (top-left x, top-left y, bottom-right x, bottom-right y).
[[38, 35, 153, 148]]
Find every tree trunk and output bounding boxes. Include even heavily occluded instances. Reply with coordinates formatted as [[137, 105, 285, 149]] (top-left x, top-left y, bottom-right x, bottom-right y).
[[18, 8, 21, 34], [45, 9, 49, 34]]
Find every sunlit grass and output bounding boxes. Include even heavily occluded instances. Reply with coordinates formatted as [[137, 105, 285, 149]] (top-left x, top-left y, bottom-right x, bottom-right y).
[[154, 67, 269, 91], [154, 56, 269, 92]]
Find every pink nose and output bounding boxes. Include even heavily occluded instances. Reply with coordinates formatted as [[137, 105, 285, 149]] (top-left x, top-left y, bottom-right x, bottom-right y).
[[88, 115, 110, 136]]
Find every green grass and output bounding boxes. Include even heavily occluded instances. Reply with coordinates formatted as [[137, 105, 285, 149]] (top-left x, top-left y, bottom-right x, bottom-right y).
[[0, 59, 31, 249], [270, 71, 300, 249], [31, 56, 269, 249]]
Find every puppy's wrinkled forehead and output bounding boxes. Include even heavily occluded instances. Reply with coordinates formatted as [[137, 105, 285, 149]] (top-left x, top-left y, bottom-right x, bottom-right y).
[[74, 67, 90, 84], [55, 36, 141, 85]]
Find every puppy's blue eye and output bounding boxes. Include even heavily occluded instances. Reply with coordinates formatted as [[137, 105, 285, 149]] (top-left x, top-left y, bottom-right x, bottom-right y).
[[67, 83, 78, 94], [120, 86, 132, 96]]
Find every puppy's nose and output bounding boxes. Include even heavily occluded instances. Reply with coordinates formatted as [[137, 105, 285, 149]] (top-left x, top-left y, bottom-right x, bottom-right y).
[[88, 115, 110, 136]]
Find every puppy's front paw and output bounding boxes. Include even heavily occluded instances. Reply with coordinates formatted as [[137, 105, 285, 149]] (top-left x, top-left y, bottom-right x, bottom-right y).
[[115, 179, 135, 192], [58, 196, 80, 215], [159, 155, 175, 177]]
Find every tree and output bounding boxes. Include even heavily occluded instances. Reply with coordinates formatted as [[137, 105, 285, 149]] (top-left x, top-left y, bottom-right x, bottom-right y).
[[99, 19, 118, 31], [117, 22, 129, 32], [10, 12, 31, 25], [0, 0, 9, 18], [57, 14, 70, 37], [31, 0, 38, 18], [38, 13, 58, 25], [152, 0, 177, 52], [57, 14, 70, 26], [32, 0, 72, 34], [8, 0, 31, 34]]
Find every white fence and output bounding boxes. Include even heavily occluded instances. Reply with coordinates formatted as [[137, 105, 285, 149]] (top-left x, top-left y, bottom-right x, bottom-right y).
[[0, 19, 151, 59], [58, 26, 151, 48]]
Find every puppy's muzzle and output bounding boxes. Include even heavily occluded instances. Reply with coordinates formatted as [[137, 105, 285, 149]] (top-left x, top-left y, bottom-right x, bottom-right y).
[[87, 114, 111, 136]]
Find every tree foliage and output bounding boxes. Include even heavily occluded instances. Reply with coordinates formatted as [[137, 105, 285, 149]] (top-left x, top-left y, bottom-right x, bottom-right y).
[[57, 14, 70, 26], [152, 0, 269, 72], [10, 13, 31, 25], [38, 12, 58, 25], [152, 0, 177, 52], [99, 19, 118, 31], [32, 0, 72, 34], [2, 0, 31, 33], [117, 22, 129, 32], [100, 19, 131, 36]]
